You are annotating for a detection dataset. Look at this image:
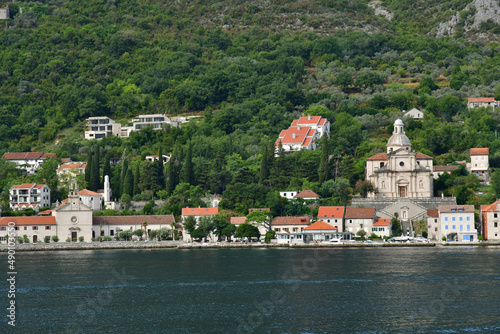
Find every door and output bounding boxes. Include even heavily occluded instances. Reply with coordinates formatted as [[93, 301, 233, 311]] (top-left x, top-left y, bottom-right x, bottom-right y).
[[399, 186, 406, 197], [71, 232, 77, 241], [33, 235, 37, 243]]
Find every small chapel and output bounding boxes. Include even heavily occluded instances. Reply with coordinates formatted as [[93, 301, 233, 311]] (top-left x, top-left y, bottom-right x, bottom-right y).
[[365, 119, 434, 198]]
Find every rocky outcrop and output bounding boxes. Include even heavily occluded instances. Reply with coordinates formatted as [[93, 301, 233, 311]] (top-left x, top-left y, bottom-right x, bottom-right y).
[[368, 1, 393, 21]]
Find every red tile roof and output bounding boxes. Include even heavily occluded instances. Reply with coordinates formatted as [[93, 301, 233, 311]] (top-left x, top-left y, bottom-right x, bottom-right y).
[[373, 218, 391, 226], [38, 210, 53, 216], [79, 189, 102, 196], [367, 153, 388, 160], [345, 207, 376, 219], [318, 206, 345, 219], [470, 148, 489, 155], [480, 200, 500, 212], [230, 217, 247, 225], [2, 152, 44, 160], [0, 216, 56, 226], [41, 153, 58, 159], [468, 98, 495, 103], [271, 216, 310, 225], [182, 207, 219, 216], [11, 183, 38, 190], [427, 209, 439, 217], [92, 215, 175, 225], [416, 152, 433, 159], [304, 221, 337, 230], [294, 190, 321, 199]]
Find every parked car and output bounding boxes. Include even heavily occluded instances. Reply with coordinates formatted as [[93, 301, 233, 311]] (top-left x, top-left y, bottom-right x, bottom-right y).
[[414, 236, 429, 243]]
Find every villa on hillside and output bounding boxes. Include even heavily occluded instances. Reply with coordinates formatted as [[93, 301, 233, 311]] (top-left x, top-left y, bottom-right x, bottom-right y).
[[9, 184, 51, 212], [2, 152, 58, 175], [275, 116, 330, 155], [467, 97, 497, 110]]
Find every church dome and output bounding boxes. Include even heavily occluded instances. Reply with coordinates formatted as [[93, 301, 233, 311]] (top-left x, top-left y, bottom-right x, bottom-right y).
[[387, 119, 411, 152]]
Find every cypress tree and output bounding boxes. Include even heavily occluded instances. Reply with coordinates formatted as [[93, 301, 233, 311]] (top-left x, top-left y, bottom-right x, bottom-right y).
[[156, 147, 165, 188], [318, 135, 330, 183], [182, 141, 194, 185], [120, 158, 129, 196], [85, 150, 93, 189], [90, 145, 100, 191], [102, 152, 111, 184], [133, 163, 140, 195], [259, 141, 274, 185], [123, 168, 134, 197]]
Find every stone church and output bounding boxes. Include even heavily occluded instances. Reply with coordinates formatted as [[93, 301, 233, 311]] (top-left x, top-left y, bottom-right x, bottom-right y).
[[366, 119, 433, 199], [353, 119, 456, 232]]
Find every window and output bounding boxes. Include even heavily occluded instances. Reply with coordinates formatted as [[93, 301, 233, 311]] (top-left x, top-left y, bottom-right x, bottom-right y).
[[0, 227, 5, 231], [452, 217, 455, 221], [101, 230, 104, 236], [445, 226, 448, 230], [0, 237, 5, 242], [467, 225, 470, 231], [399, 161, 404, 167], [435, 227, 438, 232], [467, 217, 470, 221], [14, 227, 18, 230], [33, 226, 38, 230], [434, 219, 437, 223], [460, 225, 463, 231], [495, 223, 498, 228], [110, 230, 114, 236], [494, 214, 498, 218], [452, 225, 456, 229], [24, 227, 27, 230], [445, 217, 448, 221], [46, 226, 51, 230], [459, 217, 463, 221]]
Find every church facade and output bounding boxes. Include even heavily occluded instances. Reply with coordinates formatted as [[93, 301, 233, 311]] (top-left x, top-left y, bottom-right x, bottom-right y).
[[366, 119, 433, 199]]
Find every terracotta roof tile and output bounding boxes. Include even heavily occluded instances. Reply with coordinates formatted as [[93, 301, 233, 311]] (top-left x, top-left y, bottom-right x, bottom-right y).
[[317, 206, 345, 219], [427, 209, 439, 217], [468, 98, 496, 103], [470, 148, 489, 155], [2, 152, 44, 160], [93, 215, 175, 225], [373, 218, 391, 226], [0, 216, 56, 226], [271, 216, 310, 225], [230, 217, 247, 225], [79, 189, 102, 196], [182, 207, 219, 216], [294, 190, 320, 199], [367, 153, 388, 160], [416, 152, 433, 159], [345, 207, 376, 219], [304, 221, 337, 230]]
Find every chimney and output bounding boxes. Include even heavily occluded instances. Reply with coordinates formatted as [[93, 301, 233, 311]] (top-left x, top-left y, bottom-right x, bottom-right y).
[[297, 125, 301, 131], [308, 115, 311, 120], [292, 133, 296, 139]]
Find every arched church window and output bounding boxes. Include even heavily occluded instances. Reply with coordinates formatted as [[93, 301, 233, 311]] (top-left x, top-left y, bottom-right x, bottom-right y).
[[380, 162, 384, 168], [382, 181, 386, 189]]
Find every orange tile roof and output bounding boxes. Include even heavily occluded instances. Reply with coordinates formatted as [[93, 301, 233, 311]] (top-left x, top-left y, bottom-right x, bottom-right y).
[[11, 183, 36, 189], [427, 209, 439, 217], [0, 216, 56, 226], [271, 216, 310, 225], [373, 218, 391, 226], [304, 221, 337, 230], [295, 190, 320, 199], [230, 217, 247, 225], [470, 148, 489, 155], [38, 210, 53, 216], [182, 207, 219, 216], [41, 153, 58, 159], [345, 207, 376, 219], [318, 206, 345, 219], [481, 200, 500, 212], [79, 189, 102, 196], [416, 152, 433, 159], [297, 116, 322, 125], [468, 97, 495, 103], [367, 153, 388, 160]]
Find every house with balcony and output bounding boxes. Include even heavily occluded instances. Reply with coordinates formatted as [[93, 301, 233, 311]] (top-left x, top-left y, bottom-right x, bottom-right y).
[[468, 148, 489, 184], [272, 216, 310, 244], [10, 184, 51, 212], [2, 152, 58, 175], [84, 116, 122, 139], [132, 114, 170, 131], [438, 205, 477, 242], [181, 207, 219, 242], [274, 116, 329, 155], [291, 115, 330, 138]]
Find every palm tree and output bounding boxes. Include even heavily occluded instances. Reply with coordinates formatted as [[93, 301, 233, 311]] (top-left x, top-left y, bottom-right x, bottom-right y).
[[170, 221, 177, 240], [142, 222, 149, 240]]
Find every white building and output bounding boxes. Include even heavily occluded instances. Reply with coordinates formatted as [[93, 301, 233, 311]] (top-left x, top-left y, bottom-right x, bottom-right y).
[[10, 184, 51, 212], [291, 116, 330, 138], [294, 190, 321, 201], [279, 191, 299, 200], [181, 207, 219, 242], [145, 155, 171, 164], [317, 206, 345, 232], [78, 189, 103, 211], [2, 152, 58, 175], [132, 114, 169, 131], [403, 108, 424, 119], [274, 116, 330, 155], [433, 165, 459, 179], [467, 97, 497, 110], [371, 218, 392, 238], [84, 116, 122, 139], [92, 215, 176, 239], [0, 6, 10, 20], [469, 148, 489, 183], [0, 216, 56, 243], [366, 119, 433, 198], [438, 205, 477, 242], [344, 207, 375, 235]]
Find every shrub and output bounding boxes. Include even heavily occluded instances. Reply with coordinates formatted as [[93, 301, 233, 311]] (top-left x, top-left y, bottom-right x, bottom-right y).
[[442, 236, 446, 241], [66, 238, 71, 242], [478, 235, 484, 241], [44, 236, 51, 243], [23, 235, 29, 243], [17, 237, 23, 244], [72, 238, 77, 242], [79, 236, 84, 242], [52, 236, 59, 242], [265, 230, 276, 243]]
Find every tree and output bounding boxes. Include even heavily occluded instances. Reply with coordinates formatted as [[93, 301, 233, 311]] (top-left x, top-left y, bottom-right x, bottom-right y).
[[259, 141, 274, 186], [90, 144, 101, 191], [142, 221, 149, 239], [245, 210, 272, 231], [183, 216, 197, 235], [133, 163, 140, 195], [234, 223, 261, 241], [354, 180, 376, 198], [120, 158, 129, 196], [334, 70, 354, 91], [196, 216, 215, 242], [123, 168, 134, 197], [491, 169, 500, 199], [356, 229, 367, 240], [181, 141, 194, 185], [102, 153, 111, 185], [318, 135, 330, 183]]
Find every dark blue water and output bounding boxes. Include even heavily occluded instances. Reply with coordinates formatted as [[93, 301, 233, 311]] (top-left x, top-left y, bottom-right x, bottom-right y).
[[3, 247, 500, 333]]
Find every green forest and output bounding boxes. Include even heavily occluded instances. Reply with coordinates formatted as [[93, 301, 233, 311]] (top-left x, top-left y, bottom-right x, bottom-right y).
[[2, 0, 500, 218]]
